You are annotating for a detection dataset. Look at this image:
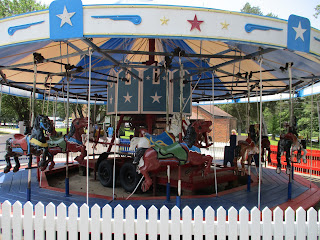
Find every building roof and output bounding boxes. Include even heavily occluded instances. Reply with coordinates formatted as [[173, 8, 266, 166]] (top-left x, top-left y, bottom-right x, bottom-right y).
[[191, 105, 235, 119]]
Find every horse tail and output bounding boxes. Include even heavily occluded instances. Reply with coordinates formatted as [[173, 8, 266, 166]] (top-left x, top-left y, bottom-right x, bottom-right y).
[[133, 147, 148, 165]]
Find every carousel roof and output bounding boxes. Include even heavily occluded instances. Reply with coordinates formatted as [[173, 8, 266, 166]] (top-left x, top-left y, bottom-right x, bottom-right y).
[[0, 0, 320, 104]]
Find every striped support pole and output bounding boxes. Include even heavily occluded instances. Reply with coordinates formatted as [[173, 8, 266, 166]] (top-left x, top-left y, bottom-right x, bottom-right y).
[[166, 166, 170, 202]]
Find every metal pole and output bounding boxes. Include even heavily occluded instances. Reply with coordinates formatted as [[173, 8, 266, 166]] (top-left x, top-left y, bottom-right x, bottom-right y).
[[247, 72, 251, 192], [86, 48, 92, 204], [165, 68, 170, 202], [177, 55, 183, 208], [113, 72, 119, 201], [288, 63, 293, 200], [258, 58, 263, 209], [212, 71, 218, 196], [309, 80, 314, 188], [65, 44, 70, 197]]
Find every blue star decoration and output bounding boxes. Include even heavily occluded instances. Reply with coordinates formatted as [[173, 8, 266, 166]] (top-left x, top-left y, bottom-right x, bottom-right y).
[[287, 15, 310, 53], [49, 0, 83, 40]]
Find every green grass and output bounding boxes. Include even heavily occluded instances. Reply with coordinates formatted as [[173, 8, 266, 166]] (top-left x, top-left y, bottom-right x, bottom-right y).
[[55, 128, 67, 135]]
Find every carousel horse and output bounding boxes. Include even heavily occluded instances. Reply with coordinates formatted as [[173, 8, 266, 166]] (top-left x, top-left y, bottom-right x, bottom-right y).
[[130, 120, 212, 164], [4, 115, 53, 173], [133, 124, 213, 192], [48, 117, 88, 165], [233, 137, 259, 175], [276, 131, 307, 174]]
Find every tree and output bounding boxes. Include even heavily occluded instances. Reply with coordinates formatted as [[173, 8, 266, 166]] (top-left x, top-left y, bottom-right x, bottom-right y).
[[241, 2, 277, 18], [315, 4, 320, 18], [0, 0, 47, 18], [0, 0, 48, 122]]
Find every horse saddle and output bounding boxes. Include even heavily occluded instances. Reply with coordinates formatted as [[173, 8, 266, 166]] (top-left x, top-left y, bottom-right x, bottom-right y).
[[153, 142, 188, 164], [145, 131, 175, 147], [12, 134, 28, 151], [48, 136, 67, 152]]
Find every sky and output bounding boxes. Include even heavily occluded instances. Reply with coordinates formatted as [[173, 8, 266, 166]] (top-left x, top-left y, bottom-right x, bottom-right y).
[[39, 0, 320, 30]]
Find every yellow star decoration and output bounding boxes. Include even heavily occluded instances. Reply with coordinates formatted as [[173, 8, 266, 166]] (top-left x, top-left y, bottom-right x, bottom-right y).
[[221, 20, 229, 30], [160, 16, 169, 25]]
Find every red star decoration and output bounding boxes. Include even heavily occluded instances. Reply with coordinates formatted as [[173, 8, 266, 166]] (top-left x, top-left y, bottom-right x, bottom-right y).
[[187, 14, 204, 31]]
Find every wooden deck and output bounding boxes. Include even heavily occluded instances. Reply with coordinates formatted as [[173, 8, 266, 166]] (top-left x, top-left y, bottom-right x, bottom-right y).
[[0, 165, 319, 215]]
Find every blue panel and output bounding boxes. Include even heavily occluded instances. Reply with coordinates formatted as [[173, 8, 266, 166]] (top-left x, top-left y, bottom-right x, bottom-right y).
[[107, 73, 116, 113], [142, 68, 167, 112], [287, 15, 310, 53], [117, 69, 139, 112], [172, 70, 191, 114], [49, 0, 83, 40]]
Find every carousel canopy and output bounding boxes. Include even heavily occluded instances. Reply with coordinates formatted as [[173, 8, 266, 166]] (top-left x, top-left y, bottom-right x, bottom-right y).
[[0, 0, 320, 104]]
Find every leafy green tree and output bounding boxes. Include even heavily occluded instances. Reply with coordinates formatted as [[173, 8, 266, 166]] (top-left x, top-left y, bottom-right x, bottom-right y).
[[0, 0, 47, 18], [241, 2, 277, 17], [315, 4, 320, 18]]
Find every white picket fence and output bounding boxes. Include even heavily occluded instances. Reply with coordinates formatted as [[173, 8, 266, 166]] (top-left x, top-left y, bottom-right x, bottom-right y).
[[1, 201, 319, 239]]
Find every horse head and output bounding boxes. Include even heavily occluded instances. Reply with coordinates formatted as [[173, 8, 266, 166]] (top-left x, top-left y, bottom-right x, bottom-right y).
[[34, 115, 53, 134], [192, 120, 212, 134], [72, 117, 88, 129]]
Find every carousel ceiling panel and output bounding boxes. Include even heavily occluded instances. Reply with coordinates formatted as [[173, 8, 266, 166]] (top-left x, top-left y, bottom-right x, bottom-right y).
[[0, 1, 320, 103]]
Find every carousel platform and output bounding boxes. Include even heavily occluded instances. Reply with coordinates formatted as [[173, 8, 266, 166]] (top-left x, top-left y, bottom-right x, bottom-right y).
[[0, 164, 319, 216]]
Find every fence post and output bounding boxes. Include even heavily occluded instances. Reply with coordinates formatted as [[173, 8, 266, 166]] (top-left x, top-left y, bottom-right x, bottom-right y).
[[35, 202, 45, 240], [57, 203, 67, 240], [284, 207, 294, 239], [239, 207, 249, 239], [205, 207, 215, 240], [217, 207, 226, 240], [296, 207, 306, 239], [307, 208, 318, 240], [102, 204, 112, 240], [273, 207, 284, 240], [160, 206, 170, 240], [194, 206, 203, 240], [182, 207, 192, 240], [91, 204, 101, 240], [13, 201, 22, 240], [24, 202, 34, 240], [250, 207, 261, 239], [68, 204, 79, 240], [148, 206, 158, 240], [125, 205, 135, 240], [137, 205, 147, 240], [262, 207, 272, 240], [80, 204, 90, 240], [2, 201, 12, 240]]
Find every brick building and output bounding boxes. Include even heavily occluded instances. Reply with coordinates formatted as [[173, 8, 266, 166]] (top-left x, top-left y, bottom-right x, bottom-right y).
[[191, 104, 237, 143]]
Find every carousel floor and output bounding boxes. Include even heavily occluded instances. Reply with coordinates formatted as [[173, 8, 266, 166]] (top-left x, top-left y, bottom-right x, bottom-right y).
[[0, 164, 319, 216]]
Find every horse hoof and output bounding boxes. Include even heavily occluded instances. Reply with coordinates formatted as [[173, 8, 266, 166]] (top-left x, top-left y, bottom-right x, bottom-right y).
[[286, 167, 291, 175], [13, 166, 20, 173], [3, 166, 11, 174], [48, 162, 55, 171], [276, 168, 281, 174]]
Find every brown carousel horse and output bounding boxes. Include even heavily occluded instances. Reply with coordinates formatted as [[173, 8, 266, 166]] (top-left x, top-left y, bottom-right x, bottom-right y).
[[133, 124, 213, 192], [233, 137, 259, 175], [4, 115, 53, 173], [48, 117, 88, 166], [276, 131, 307, 174]]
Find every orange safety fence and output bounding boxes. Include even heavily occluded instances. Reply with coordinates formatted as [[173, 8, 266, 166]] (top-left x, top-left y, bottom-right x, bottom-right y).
[[268, 145, 320, 176]]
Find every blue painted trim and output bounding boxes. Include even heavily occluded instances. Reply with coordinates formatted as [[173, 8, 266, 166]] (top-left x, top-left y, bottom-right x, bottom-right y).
[[12, 148, 24, 153], [314, 37, 320, 42], [65, 178, 70, 197], [67, 137, 82, 145], [176, 196, 181, 209], [166, 183, 171, 202], [27, 188, 31, 201], [27, 135, 30, 155], [91, 15, 141, 25], [8, 21, 45, 36], [245, 23, 283, 33]]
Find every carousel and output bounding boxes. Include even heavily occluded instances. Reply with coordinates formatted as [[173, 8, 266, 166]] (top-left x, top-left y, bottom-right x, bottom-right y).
[[0, 0, 319, 212]]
